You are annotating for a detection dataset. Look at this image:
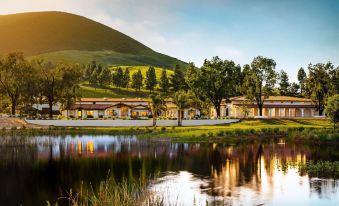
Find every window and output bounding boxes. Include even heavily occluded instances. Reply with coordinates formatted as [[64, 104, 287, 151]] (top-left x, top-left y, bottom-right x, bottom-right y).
[[86, 111, 94, 118]]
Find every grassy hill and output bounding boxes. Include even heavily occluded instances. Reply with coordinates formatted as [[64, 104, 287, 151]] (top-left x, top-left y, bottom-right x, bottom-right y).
[[79, 66, 174, 98], [0, 11, 186, 68], [110, 66, 174, 80]]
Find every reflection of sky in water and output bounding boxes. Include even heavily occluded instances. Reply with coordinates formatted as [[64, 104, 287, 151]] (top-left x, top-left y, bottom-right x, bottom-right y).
[[9, 135, 339, 205], [151, 167, 339, 206]]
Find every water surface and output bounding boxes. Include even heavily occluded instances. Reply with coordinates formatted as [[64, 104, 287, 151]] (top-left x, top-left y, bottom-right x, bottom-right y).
[[0, 135, 338, 205]]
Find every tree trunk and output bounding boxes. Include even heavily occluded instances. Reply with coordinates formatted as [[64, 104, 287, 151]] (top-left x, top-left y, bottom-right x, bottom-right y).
[[178, 110, 182, 126], [11, 103, 16, 116], [214, 104, 221, 118], [48, 100, 53, 119], [319, 108, 323, 116], [259, 105, 263, 116], [153, 115, 157, 126]]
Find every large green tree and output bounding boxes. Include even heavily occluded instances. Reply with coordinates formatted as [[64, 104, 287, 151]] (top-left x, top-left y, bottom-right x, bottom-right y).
[[330, 66, 339, 94], [131, 70, 143, 93], [159, 69, 169, 93], [306, 62, 334, 116], [98, 66, 111, 86], [170, 64, 187, 92], [325, 94, 339, 129], [187, 57, 240, 117], [112, 67, 124, 88], [122, 68, 130, 88], [297, 67, 307, 96], [278, 70, 290, 96], [242, 56, 277, 116], [172, 90, 191, 126], [0, 53, 34, 115], [36, 61, 82, 118], [149, 94, 166, 126], [145, 66, 157, 92], [288, 82, 300, 97]]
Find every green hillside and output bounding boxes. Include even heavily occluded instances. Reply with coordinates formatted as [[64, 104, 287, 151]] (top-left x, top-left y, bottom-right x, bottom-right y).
[[0, 11, 186, 68], [79, 66, 174, 98], [110, 66, 174, 81]]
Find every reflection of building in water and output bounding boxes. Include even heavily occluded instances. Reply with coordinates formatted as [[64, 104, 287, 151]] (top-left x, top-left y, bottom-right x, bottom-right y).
[[208, 143, 311, 204]]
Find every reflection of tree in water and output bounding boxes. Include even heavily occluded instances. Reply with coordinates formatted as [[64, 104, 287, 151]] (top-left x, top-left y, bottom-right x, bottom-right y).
[[0, 137, 338, 205], [203, 142, 338, 200]]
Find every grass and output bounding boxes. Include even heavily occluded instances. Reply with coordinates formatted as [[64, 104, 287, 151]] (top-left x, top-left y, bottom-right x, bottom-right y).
[[110, 66, 174, 80], [0, 119, 335, 144], [37, 50, 187, 69], [79, 82, 152, 98], [299, 161, 339, 179], [1, 12, 187, 69], [78, 66, 174, 98], [47, 176, 162, 206]]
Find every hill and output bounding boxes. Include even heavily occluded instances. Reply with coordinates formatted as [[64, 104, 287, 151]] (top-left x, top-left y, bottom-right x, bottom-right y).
[[0, 11, 186, 68]]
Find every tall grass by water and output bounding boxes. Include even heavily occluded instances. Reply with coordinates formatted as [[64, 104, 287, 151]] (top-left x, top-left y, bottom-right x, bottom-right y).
[[47, 176, 163, 206]]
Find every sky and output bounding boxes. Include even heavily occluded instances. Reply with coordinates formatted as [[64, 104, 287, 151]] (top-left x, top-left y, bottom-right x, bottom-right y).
[[1, 0, 338, 82]]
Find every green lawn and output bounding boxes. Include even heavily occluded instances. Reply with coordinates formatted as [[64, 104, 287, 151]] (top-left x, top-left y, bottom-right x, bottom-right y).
[[148, 118, 332, 139]]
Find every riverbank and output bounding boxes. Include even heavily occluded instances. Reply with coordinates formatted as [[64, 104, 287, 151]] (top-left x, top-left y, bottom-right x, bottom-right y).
[[0, 119, 336, 144]]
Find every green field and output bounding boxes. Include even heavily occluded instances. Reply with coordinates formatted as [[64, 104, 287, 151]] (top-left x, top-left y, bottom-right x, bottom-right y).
[[148, 118, 332, 139], [79, 83, 152, 98], [110, 66, 174, 79], [36, 50, 186, 69]]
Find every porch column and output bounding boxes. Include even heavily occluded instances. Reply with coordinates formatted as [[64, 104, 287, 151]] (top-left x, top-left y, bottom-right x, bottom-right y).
[[128, 109, 131, 117], [301, 108, 304, 117]]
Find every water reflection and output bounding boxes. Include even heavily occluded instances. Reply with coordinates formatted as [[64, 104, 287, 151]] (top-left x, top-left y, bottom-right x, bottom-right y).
[[0, 135, 338, 206]]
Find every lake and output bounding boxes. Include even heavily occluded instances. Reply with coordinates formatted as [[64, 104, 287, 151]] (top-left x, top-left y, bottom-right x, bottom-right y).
[[0, 135, 338, 206]]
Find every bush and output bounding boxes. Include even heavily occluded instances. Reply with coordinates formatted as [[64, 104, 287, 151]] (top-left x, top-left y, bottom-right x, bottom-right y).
[[216, 130, 225, 136], [160, 127, 166, 132]]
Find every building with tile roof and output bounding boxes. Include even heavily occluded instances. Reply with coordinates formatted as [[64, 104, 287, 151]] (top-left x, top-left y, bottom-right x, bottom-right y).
[[211, 96, 319, 118]]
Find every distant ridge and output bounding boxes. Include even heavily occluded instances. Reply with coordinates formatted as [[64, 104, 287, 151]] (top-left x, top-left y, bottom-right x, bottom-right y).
[[0, 11, 186, 68]]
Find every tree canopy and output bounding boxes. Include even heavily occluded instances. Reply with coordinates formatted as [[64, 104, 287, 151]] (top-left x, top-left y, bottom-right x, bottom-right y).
[[242, 56, 277, 116]]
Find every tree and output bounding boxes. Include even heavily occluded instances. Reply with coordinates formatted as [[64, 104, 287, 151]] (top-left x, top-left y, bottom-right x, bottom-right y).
[[172, 90, 191, 126], [170, 64, 187, 92], [0, 53, 33, 115], [159, 69, 169, 93], [239, 100, 252, 119], [131, 70, 143, 93], [145, 66, 157, 92], [325, 94, 339, 129], [122, 68, 130, 88], [98, 67, 111, 86], [242, 56, 277, 116], [288, 82, 300, 97], [112, 67, 124, 88], [306, 62, 334, 116], [278, 70, 290, 95], [89, 67, 99, 89], [36, 61, 82, 118], [149, 94, 166, 126], [84, 61, 96, 81], [330, 66, 339, 94], [186, 57, 240, 117], [297, 67, 307, 96]]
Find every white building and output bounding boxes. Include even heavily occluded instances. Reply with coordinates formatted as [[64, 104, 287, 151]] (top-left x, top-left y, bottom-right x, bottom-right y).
[[210, 96, 319, 118]]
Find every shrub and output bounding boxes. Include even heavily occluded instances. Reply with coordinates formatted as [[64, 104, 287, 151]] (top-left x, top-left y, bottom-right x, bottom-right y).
[[216, 130, 225, 137], [161, 127, 166, 132]]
